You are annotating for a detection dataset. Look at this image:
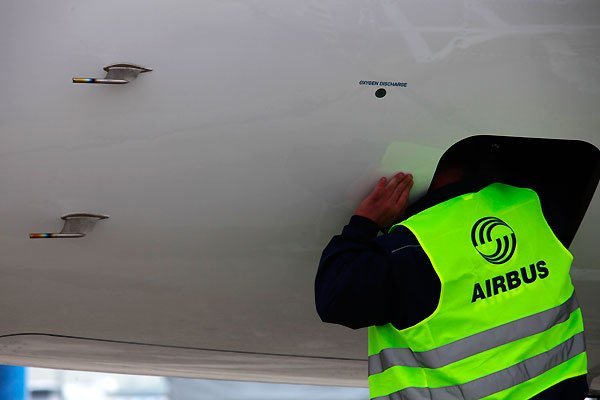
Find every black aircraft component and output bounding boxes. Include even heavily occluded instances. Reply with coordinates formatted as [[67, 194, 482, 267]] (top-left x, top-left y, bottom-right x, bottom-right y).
[[428, 135, 600, 248]]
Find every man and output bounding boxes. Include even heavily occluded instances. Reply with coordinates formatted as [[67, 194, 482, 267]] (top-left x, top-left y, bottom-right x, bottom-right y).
[[315, 168, 589, 399]]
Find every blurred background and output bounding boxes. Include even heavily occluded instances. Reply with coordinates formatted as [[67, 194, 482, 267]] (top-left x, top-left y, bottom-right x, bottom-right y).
[[0, 365, 369, 400]]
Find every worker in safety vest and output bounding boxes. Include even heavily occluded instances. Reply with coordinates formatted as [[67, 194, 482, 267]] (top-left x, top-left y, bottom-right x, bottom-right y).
[[315, 167, 589, 399]]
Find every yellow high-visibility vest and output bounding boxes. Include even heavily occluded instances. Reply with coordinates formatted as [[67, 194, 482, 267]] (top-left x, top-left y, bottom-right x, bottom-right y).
[[368, 183, 587, 400]]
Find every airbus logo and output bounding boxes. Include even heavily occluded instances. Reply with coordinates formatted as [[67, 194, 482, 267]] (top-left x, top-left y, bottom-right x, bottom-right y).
[[471, 217, 517, 264]]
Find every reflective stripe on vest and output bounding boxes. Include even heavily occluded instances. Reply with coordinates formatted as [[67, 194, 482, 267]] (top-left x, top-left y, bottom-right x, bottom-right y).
[[369, 292, 580, 373], [372, 333, 586, 400], [367, 183, 587, 400]]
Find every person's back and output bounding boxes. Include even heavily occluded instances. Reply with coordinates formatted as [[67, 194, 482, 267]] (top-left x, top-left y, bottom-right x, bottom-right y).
[[370, 183, 586, 399], [315, 173, 589, 399]]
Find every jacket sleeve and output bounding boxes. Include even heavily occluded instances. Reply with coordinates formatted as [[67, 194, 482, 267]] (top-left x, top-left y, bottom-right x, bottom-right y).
[[314, 215, 396, 329]]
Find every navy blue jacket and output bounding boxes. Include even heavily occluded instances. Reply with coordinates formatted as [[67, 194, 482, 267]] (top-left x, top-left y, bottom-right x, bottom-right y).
[[315, 180, 588, 399]]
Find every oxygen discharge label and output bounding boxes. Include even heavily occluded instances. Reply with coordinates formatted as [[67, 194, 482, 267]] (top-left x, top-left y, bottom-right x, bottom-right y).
[[359, 80, 408, 87]]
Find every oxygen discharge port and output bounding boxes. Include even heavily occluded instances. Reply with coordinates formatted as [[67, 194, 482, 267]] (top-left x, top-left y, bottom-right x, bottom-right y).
[[375, 88, 387, 98]]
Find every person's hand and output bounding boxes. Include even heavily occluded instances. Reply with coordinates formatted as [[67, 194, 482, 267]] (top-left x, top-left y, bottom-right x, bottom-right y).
[[354, 172, 414, 231]]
